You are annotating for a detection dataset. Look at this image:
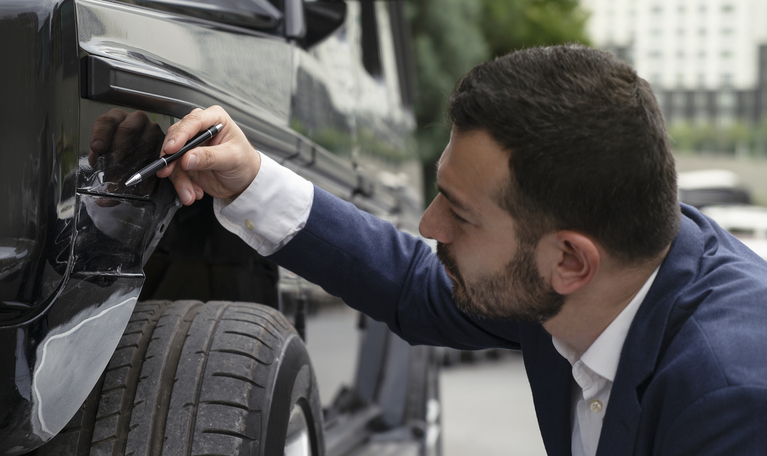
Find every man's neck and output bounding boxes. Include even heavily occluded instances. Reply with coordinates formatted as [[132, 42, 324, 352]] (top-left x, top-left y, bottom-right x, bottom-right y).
[[542, 253, 666, 356]]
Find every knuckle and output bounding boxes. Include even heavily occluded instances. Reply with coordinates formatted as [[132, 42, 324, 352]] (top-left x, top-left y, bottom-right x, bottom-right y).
[[94, 112, 119, 129], [104, 108, 125, 122], [128, 110, 149, 122], [167, 172, 181, 185], [201, 149, 216, 168], [115, 121, 138, 136]]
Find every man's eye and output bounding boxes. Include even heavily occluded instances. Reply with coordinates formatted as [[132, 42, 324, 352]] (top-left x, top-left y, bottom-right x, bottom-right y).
[[449, 209, 469, 224]]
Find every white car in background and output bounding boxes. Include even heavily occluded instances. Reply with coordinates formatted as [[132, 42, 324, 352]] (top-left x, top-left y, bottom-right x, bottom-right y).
[[678, 170, 767, 260], [699, 205, 767, 260], [677, 169, 752, 208]]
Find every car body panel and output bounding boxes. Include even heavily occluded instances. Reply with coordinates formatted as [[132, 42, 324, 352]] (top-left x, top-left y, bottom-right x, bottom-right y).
[[1, 0, 181, 444], [1, 0, 425, 453], [0, 0, 80, 326]]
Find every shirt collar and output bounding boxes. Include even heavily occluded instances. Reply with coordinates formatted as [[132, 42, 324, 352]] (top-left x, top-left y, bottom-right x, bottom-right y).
[[553, 266, 660, 382]]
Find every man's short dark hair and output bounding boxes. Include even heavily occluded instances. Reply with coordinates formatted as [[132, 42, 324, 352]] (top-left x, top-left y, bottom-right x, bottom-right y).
[[448, 44, 680, 264]]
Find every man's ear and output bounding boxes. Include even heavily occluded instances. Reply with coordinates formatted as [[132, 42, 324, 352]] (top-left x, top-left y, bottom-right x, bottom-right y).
[[543, 231, 600, 295]]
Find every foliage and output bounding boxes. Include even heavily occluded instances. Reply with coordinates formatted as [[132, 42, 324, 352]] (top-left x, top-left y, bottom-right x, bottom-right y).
[[667, 121, 767, 157], [407, 0, 592, 201], [481, 0, 591, 58], [408, 0, 488, 164]]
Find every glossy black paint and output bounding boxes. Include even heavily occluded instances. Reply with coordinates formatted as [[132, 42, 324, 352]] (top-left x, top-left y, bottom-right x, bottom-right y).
[[0, 274, 144, 453], [0, 0, 180, 446], [0, 0, 79, 325], [0, 98, 180, 451], [1, 1, 81, 448], [1, 0, 422, 453]]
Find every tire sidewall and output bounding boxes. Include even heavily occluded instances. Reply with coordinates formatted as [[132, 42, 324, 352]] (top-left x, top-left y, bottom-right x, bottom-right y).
[[262, 334, 324, 456]]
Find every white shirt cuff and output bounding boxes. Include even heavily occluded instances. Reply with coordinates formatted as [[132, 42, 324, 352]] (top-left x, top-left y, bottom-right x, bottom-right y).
[[213, 152, 314, 256]]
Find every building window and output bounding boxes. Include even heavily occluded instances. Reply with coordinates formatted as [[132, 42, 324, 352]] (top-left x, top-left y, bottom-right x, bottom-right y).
[[698, 28, 707, 36], [722, 4, 734, 13], [652, 5, 663, 13], [722, 74, 733, 87], [695, 91, 708, 108], [719, 91, 735, 109], [721, 50, 733, 59], [674, 91, 687, 108], [722, 27, 734, 36]]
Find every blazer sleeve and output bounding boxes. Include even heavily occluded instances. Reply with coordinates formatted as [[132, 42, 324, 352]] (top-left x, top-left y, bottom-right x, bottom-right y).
[[268, 186, 522, 349], [657, 385, 767, 454]]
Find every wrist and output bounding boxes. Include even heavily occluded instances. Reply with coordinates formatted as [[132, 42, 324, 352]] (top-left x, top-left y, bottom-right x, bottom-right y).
[[227, 147, 261, 200]]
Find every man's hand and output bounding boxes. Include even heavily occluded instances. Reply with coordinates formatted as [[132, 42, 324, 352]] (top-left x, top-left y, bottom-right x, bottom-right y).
[[158, 105, 261, 205]]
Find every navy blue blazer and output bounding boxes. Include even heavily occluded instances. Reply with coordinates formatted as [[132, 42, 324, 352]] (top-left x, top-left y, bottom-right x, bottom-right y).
[[270, 186, 767, 455]]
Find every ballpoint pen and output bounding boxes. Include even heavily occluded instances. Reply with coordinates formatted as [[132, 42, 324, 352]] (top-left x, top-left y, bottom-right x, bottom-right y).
[[125, 123, 224, 187]]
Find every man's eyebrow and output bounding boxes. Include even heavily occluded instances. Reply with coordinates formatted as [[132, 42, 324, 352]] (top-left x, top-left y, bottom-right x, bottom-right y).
[[436, 184, 476, 217]]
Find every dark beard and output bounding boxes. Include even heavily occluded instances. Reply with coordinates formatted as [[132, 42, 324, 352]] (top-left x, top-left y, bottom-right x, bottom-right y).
[[437, 242, 564, 323]]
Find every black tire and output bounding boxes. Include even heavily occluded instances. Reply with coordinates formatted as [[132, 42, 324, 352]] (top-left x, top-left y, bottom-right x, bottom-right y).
[[31, 300, 324, 456]]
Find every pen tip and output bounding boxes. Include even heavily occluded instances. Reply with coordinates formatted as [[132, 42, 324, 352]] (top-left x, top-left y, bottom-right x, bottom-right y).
[[125, 174, 141, 187]]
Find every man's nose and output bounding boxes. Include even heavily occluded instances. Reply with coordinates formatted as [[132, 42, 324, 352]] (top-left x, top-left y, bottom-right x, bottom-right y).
[[419, 195, 451, 244]]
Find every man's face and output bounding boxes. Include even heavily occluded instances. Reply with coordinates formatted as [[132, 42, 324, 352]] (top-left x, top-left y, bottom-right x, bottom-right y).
[[419, 128, 564, 322]]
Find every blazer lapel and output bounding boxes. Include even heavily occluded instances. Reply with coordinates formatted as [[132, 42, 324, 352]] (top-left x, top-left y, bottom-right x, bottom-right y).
[[596, 212, 704, 455], [520, 322, 573, 456]]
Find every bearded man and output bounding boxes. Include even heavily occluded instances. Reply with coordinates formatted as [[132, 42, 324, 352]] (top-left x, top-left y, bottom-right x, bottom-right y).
[[158, 45, 767, 455]]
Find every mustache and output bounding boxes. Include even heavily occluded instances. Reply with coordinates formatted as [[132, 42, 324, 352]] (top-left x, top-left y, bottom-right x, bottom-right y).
[[436, 243, 463, 285]]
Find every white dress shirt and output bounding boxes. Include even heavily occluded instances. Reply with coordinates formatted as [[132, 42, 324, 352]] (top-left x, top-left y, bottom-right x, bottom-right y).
[[552, 267, 659, 456], [213, 153, 314, 256], [215, 151, 660, 456]]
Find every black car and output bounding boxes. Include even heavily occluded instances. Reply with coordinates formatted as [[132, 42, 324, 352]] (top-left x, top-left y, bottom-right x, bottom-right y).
[[0, 0, 439, 454]]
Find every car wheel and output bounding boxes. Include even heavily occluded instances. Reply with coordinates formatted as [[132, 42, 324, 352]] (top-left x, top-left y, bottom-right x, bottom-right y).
[[31, 300, 324, 456]]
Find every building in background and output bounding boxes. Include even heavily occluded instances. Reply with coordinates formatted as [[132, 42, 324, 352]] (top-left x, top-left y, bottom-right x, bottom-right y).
[[582, 0, 767, 126]]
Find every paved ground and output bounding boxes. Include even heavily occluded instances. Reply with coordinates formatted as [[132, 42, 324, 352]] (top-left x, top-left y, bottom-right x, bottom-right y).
[[441, 354, 546, 456], [305, 305, 547, 455]]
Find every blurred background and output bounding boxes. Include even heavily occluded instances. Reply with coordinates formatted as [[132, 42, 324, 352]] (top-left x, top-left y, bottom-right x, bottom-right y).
[[409, 0, 767, 204], [399, 1, 767, 454], [300, 1, 767, 455]]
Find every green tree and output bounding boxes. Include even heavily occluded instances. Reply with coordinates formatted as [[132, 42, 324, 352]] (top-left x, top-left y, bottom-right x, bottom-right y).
[[409, 0, 592, 202], [408, 0, 488, 199], [481, 0, 591, 57], [409, 0, 488, 159], [667, 122, 697, 154]]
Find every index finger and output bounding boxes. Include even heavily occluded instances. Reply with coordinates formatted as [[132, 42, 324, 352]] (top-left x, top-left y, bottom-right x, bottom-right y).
[[162, 106, 229, 155]]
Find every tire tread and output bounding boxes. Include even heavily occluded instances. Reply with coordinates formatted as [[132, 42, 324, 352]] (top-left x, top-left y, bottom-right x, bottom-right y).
[[30, 301, 320, 456]]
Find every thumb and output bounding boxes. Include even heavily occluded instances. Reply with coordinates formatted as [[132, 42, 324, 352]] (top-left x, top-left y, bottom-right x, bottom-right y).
[[180, 142, 261, 195], [181, 144, 221, 172]]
